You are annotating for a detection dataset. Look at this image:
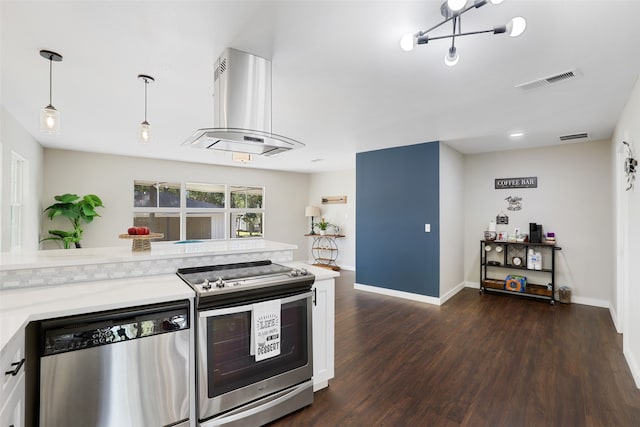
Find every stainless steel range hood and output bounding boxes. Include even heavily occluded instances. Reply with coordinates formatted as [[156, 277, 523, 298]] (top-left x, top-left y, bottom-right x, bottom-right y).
[[183, 48, 303, 156]]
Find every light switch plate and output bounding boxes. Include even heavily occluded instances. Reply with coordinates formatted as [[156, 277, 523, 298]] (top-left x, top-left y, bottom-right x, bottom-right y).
[[425, 224, 431, 233]]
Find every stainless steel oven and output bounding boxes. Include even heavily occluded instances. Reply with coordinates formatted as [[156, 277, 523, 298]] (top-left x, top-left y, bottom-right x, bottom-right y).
[[177, 261, 315, 427]]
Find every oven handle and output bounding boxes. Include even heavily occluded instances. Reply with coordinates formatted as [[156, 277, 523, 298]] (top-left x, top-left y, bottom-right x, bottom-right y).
[[198, 291, 313, 318]]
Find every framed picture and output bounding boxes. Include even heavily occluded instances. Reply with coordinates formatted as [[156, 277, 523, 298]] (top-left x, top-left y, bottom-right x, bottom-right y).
[[497, 231, 507, 242]]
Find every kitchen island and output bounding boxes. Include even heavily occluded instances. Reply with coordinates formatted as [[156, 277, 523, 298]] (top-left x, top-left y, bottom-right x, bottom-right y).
[[0, 240, 337, 427]]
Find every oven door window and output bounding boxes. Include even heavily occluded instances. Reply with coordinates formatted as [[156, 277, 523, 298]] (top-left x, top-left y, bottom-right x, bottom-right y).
[[206, 297, 309, 398]]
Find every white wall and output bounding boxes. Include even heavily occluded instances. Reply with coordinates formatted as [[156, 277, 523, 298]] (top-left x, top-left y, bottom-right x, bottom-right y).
[[439, 142, 465, 301], [463, 140, 614, 306], [613, 74, 640, 388], [41, 149, 311, 260], [0, 107, 43, 251], [307, 169, 355, 270]]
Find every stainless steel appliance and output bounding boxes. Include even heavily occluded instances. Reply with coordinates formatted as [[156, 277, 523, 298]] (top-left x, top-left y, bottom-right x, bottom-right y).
[[25, 301, 190, 427], [183, 47, 304, 156], [177, 260, 315, 427]]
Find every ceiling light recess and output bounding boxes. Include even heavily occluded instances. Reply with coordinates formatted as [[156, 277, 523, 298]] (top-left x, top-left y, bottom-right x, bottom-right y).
[[399, 0, 526, 67], [39, 49, 63, 134]]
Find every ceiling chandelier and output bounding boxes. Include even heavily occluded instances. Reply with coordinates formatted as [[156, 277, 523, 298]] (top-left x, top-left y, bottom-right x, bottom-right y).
[[400, 0, 526, 67]]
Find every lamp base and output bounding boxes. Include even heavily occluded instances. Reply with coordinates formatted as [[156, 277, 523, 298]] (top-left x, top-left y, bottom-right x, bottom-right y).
[[309, 216, 316, 235]]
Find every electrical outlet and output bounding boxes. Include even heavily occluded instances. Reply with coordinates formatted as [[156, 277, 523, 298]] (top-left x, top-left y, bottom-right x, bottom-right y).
[[425, 224, 431, 233]]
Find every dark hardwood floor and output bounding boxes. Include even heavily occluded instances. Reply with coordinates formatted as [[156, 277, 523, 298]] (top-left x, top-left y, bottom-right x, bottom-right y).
[[269, 270, 640, 427]]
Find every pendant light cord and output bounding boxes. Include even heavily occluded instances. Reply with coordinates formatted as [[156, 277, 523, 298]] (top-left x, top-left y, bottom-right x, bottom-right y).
[[48, 56, 53, 106], [144, 79, 148, 122]]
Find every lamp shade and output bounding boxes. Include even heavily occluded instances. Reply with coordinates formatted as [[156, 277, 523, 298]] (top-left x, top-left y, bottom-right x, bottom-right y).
[[305, 206, 320, 217]]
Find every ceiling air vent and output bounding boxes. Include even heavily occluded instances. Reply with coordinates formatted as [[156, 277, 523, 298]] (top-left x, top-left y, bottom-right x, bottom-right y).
[[516, 69, 580, 91], [559, 132, 589, 142]]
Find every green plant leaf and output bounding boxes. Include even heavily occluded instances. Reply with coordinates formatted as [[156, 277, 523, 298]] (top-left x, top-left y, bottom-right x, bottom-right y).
[[84, 194, 104, 208], [54, 193, 80, 203], [47, 229, 74, 238]]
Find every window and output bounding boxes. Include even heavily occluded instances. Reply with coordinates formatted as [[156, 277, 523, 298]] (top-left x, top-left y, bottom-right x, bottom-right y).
[[133, 181, 265, 241], [10, 152, 27, 250], [229, 186, 264, 238]]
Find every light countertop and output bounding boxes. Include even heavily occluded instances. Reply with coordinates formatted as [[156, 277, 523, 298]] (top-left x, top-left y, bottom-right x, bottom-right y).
[[0, 274, 195, 351], [0, 240, 297, 271], [0, 261, 337, 353]]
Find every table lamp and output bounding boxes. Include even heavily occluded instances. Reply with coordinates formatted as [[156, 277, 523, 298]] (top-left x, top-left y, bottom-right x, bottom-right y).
[[305, 206, 321, 235]]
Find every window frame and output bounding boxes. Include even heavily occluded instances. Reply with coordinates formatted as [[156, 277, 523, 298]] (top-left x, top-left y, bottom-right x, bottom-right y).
[[133, 180, 265, 241]]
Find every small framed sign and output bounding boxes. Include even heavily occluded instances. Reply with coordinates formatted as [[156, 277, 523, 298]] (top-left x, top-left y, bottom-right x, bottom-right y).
[[495, 177, 537, 189]]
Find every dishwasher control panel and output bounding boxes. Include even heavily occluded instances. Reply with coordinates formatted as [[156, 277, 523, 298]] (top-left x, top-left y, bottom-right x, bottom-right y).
[[38, 301, 189, 356]]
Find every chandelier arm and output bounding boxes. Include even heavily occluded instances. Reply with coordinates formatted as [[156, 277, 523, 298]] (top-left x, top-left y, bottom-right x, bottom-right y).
[[417, 1, 485, 38], [451, 16, 457, 49], [418, 15, 455, 37], [426, 28, 498, 42]]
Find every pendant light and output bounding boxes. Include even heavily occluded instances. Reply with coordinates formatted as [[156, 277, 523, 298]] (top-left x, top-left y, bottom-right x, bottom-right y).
[[138, 74, 155, 143], [39, 50, 63, 134]]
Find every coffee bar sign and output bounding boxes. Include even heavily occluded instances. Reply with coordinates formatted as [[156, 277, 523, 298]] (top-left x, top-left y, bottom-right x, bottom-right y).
[[495, 176, 538, 189]]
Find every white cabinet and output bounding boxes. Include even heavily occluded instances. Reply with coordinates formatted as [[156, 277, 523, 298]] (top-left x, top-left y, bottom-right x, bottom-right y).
[[1, 328, 25, 427], [312, 278, 335, 391]]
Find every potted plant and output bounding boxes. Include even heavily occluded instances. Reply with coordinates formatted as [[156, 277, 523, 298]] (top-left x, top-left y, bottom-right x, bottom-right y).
[[315, 218, 331, 235], [41, 193, 104, 249]]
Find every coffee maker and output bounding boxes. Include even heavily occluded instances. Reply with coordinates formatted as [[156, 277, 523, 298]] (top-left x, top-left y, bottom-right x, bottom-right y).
[[529, 222, 543, 243]]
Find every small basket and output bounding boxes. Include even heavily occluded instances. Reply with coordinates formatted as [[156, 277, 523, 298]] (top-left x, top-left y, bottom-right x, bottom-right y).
[[558, 286, 571, 304]]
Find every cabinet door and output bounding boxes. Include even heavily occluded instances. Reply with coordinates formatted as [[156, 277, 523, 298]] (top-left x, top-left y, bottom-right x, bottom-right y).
[[1, 327, 25, 427], [0, 370, 24, 427], [312, 279, 335, 391]]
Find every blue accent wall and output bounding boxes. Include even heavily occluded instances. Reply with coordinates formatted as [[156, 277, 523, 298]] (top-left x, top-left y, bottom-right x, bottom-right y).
[[356, 142, 440, 297]]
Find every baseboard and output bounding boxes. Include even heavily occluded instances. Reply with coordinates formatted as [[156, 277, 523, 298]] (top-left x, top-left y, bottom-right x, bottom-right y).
[[623, 347, 640, 389], [609, 303, 622, 334], [354, 283, 441, 306], [468, 282, 612, 310], [440, 281, 467, 304], [571, 296, 610, 308]]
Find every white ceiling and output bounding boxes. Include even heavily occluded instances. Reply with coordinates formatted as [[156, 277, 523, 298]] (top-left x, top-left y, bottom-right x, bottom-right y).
[[2, 0, 640, 173]]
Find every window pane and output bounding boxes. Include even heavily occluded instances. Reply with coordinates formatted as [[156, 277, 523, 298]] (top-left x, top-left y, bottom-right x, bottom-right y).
[[186, 212, 225, 240], [186, 183, 225, 208], [158, 182, 181, 207], [134, 181, 157, 208], [134, 181, 180, 208], [230, 186, 263, 209], [134, 213, 180, 241], [230, 212, 263, 238]]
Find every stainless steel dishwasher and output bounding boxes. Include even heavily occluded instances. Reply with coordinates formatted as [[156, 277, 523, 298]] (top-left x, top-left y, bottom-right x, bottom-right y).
[[25, 300, 190, 427]]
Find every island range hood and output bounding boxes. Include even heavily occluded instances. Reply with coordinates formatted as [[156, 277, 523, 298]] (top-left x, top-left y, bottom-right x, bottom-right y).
[[183, 48, 304, 156]]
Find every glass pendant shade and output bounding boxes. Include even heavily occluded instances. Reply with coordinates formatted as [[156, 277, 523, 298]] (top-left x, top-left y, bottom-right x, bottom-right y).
[[139, 121, 151, 143], [40, 105, 60, 133]]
